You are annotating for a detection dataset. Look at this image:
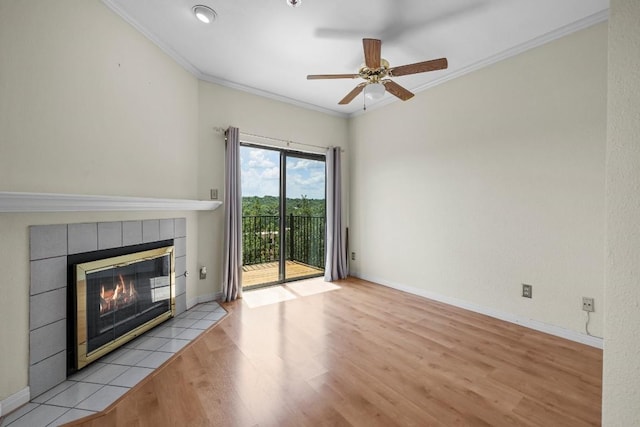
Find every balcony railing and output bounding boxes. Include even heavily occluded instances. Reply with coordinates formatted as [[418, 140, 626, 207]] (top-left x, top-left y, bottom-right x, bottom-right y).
[[242, 215, 325, 270]]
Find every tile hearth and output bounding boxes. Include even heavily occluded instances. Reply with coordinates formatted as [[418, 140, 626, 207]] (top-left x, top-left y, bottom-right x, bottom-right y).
[[1, 302, 226, 427], [28, 219, 190, 399]]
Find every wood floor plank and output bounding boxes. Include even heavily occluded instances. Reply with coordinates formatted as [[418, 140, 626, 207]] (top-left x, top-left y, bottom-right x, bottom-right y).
[[64, 277, 602, 426], [242, 260, 323, 288]]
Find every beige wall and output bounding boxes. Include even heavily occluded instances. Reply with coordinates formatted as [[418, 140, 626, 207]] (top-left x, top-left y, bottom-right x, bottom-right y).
[[0, 0, 201, 401], [0, 1, 200, 198], [195, 81, 349, 298], [349, 24, 607, 337], [603, 0, 640, 424], [0, 0, 348, 402], [0, 0, 618, 414]]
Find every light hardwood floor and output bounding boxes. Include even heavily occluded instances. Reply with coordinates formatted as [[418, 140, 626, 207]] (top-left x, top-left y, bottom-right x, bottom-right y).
[[66, 277, 602, 426]]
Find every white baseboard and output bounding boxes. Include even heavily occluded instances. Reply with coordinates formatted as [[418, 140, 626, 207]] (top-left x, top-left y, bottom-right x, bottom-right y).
[[0, 387, 30, 418], [187, 292, 222, 309], [356, 274, 604, 349]]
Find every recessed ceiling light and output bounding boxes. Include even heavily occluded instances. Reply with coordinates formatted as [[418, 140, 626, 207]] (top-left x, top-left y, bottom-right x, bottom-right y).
[[192, 5, 217, 24], [286, 0, 302, 7]]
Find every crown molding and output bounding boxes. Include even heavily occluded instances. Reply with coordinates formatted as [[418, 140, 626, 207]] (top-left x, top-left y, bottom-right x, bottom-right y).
[[101, 0, 607, 119], [197, 73, 348, 118], [100, 0, 347, 119], [101, 0, 201, 76], [350, 9, 609, 117], [0, 192, 221, 213]]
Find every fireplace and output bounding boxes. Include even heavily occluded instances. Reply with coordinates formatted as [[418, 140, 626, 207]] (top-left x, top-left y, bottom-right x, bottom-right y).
[[69, 242, 175, 372], [27, 219, 188, 398]]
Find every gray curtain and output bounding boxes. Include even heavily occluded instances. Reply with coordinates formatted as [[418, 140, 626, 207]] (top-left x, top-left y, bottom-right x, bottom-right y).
[[222, 126, 242, 301], [325, 147, 347, 281]]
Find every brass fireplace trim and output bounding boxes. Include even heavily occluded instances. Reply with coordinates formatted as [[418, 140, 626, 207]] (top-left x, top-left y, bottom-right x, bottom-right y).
[[75, 245, 175, 370]]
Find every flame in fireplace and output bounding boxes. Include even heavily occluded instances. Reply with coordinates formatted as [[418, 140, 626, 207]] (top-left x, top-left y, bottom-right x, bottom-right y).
[[100, 274, 138, 315]]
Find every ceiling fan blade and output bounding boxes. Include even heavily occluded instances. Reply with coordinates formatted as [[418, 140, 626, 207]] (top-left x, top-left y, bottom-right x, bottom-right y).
[[390, 58, 448, 77], [382, 80, 414, 101], [363, 38, 382, 69], [307, 74, 360, 80], [339, 83, 366, 105]]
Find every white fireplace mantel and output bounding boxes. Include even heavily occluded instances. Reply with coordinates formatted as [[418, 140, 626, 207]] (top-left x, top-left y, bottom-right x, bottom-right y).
[[0, 191, 222, 212]]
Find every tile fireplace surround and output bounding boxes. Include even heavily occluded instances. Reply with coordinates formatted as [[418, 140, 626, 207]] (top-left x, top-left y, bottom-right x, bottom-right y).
[[2, 301, 226, 427], [27, 219, 188, 399]]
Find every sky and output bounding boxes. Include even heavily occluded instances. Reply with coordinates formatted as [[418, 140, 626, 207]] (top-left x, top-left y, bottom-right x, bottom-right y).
[[240, 146, 325, 199]]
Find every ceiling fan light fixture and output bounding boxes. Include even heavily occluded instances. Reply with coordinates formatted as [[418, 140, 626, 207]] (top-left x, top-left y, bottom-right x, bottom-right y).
[[192, 5, 217, 24], [364, 82, 385, 101], [308, 38, 445, 105], [286, 0, 302, 7]]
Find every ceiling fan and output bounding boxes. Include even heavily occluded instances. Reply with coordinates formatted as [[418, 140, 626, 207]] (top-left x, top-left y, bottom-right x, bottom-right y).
[[307, 38, 448, 105]]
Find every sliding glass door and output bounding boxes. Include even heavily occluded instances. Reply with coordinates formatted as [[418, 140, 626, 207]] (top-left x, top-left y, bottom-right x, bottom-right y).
[[240, 145, 281, 287], [240, 144, 325, 289], [284, 154, 326, 281]]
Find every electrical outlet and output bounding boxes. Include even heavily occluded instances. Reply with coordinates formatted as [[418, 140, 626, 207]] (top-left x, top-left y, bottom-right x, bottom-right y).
[[522, 284, 532, 298], [582, 297, 595, 312], [351, 252, 356, 261]]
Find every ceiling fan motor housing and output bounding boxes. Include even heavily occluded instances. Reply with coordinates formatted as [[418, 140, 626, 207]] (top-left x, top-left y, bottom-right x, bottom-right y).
[[359, 59, 390, 83], [306, 38, 448, 104]]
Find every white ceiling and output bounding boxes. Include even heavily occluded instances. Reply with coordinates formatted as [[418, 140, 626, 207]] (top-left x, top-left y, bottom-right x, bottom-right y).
[[103, 0, 609, 116]]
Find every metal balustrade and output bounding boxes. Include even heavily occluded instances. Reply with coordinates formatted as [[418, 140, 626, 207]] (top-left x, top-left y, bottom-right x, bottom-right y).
[[242, 215, 325, 269]]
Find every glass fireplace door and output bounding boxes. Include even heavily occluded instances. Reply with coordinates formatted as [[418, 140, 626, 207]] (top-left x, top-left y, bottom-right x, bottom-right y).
[[75, 246, 175, 369]]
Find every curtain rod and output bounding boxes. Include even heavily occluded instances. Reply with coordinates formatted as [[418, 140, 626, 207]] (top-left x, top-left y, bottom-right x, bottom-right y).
[[213, 126, 343, 152]]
